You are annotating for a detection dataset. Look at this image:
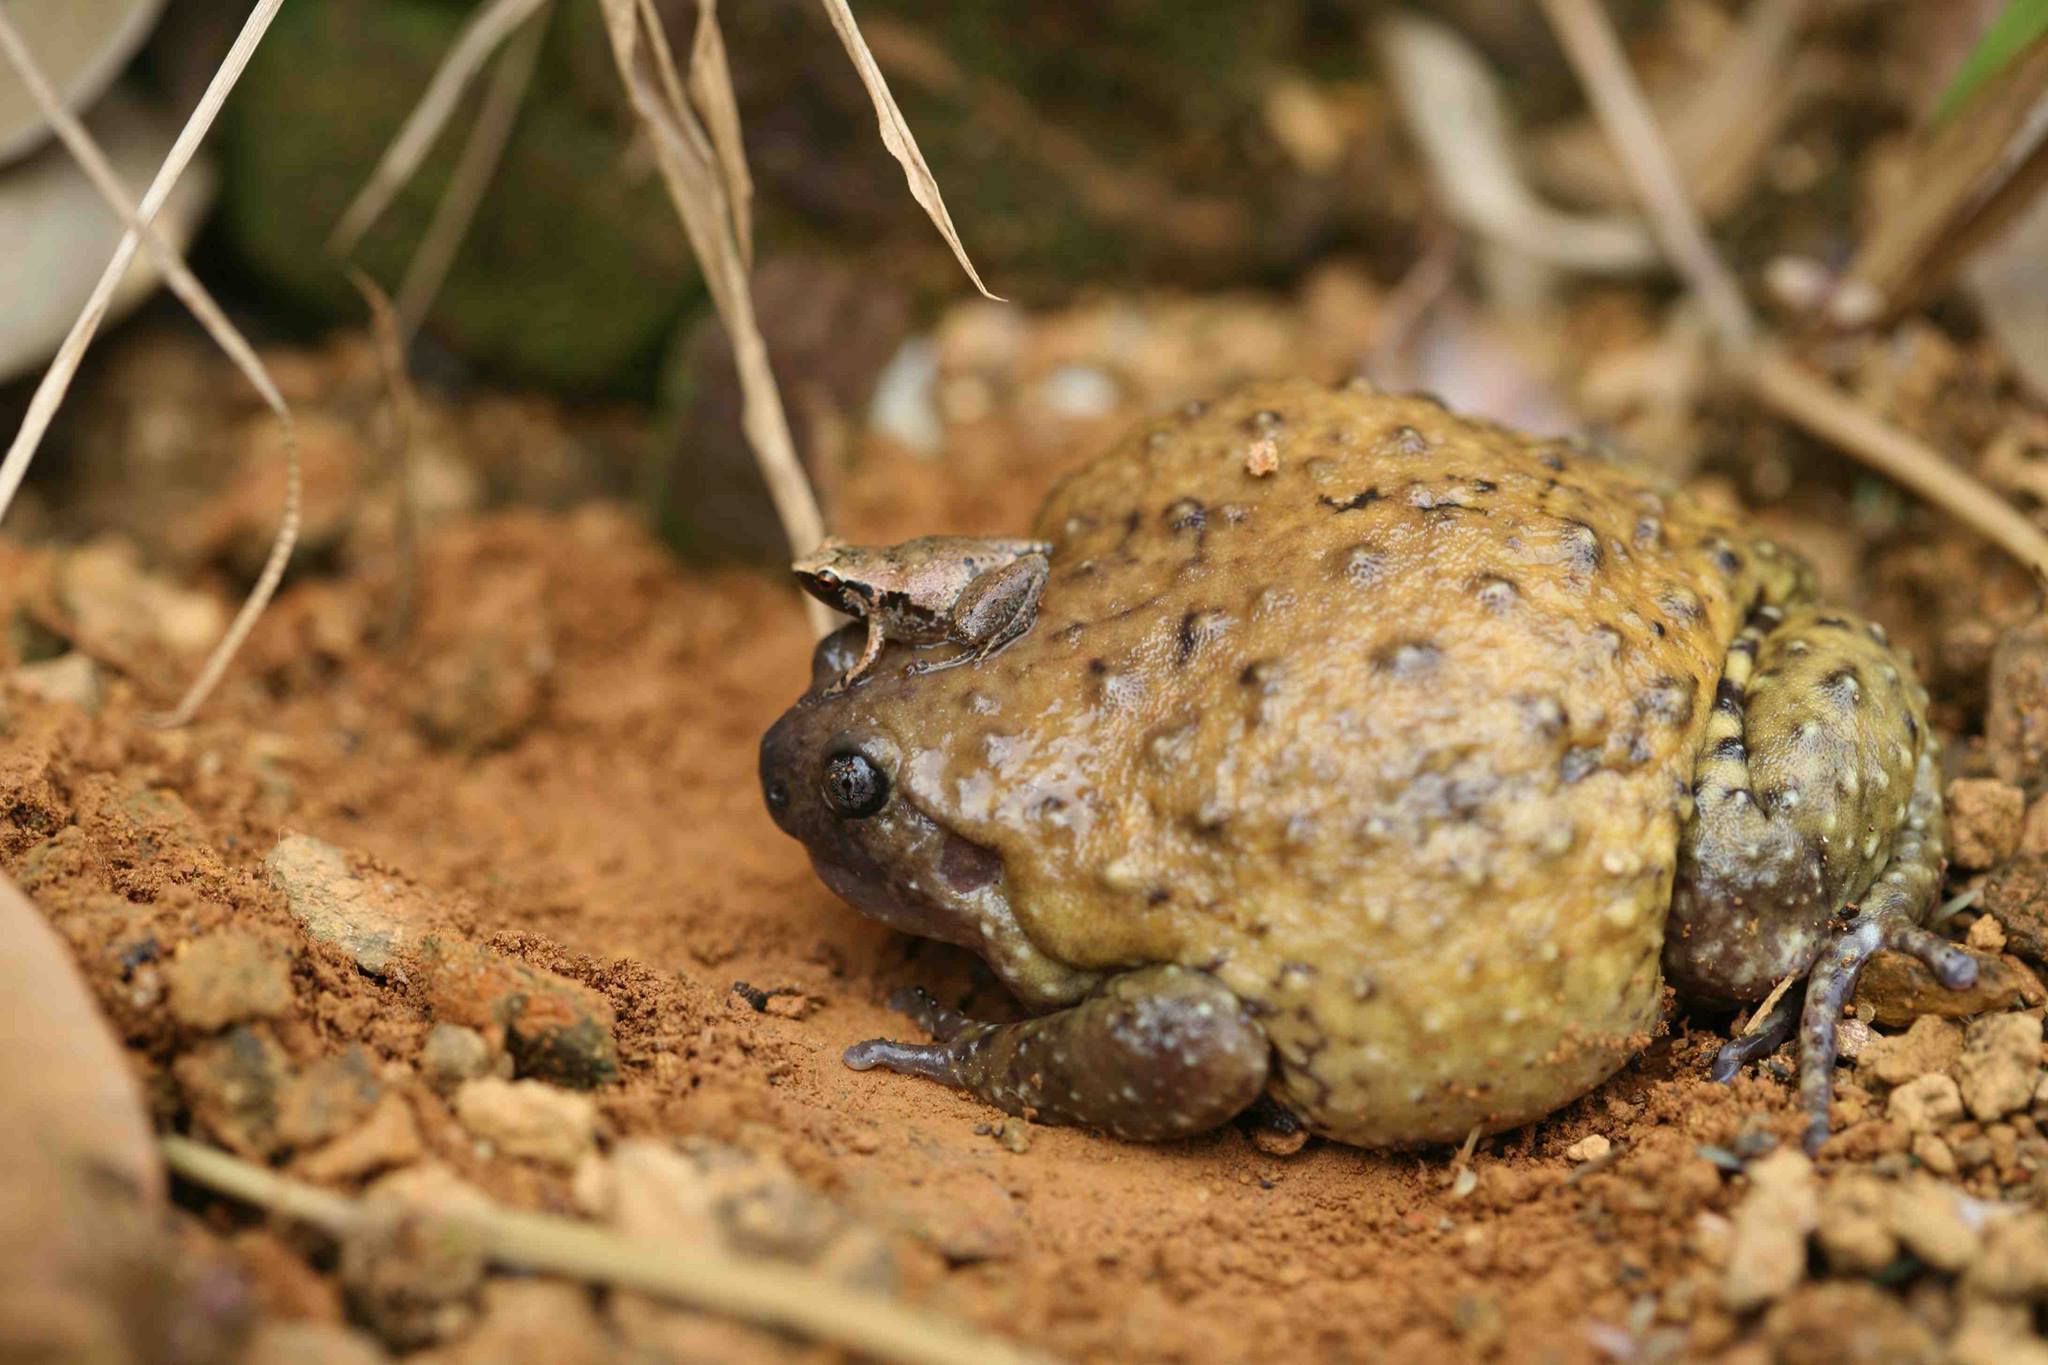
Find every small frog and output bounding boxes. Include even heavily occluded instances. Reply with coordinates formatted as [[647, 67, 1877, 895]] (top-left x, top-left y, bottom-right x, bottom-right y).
[[792, 536, 1053, 691], [762, 379, 1975, 1154]]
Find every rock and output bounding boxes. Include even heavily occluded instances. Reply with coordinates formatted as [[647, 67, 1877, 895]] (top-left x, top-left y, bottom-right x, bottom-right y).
[[1814, 1171, 1898, 1276], [1760, 1281, 1936, 1365], [296, 1094, 423, 1184], [1564, 1134, 1612, 1163], [340, 1203, 486, 1350], [604, 1138, 891, 1285], [241, 1321, 391, 1365], [0, 872, 187, 1365], [1911, 1133, 1959, 1177], [1888, 1073, 1964, 1135], [173, 1025, 289, 1157], [2023, 795, 2048, 857], [1950, 779, 2028, 871], [1858, 1015, 1964, 1087], [1965, 1212, 2048, 1299], [1722, 1149, 1818, 1313], [53, 539, 225, 662], [1990, 615, 2048, 788], [438, 1280, 610, 1365], [453, 1078, 596, 1169], [418, 1023, 505, 1096], [1957, 1013, 2044, 1122], [1888, 1174, 1981, 1272], [8, 653, 104, 712], [1982, 854, 2048, 965], [266, 834, 415, 977], [1968, 914, 2010, 956], [277, 1047, 382, 1148], [165, 930, 293, 1032], [1949, 1299, 2048, 1365], [1854, 945, 2045, 1026], [364, 1163, 493, 1218], [416, 939, 618, 1088]]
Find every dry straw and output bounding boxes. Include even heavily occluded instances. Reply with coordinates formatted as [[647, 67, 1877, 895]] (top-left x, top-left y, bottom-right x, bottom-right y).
[[0, 0, 299, 725]]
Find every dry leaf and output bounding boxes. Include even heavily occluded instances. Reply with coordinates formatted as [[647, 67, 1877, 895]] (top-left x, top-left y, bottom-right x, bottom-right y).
[[816, 0, 1000, 300]]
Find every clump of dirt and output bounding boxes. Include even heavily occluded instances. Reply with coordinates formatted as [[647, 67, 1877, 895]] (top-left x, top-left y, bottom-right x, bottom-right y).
[[6, 289, 2048, 1363]]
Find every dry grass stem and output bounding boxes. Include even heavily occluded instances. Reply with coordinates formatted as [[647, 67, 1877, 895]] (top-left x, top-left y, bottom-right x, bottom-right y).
[[817, 0, 1000, 300], [1536, 0, 2048, 582], [349, 270, 423, 643], [0, 0, 294, 726], [1373, 13, 1660, 274], [328, 0, 551, 256], [684, 0, 753, 267], [161, 1135, 1047, 1365], [1535, 0, 1755, 346], [396, 1, 551, 340], [597, 0, 833, 634], [1746, 349, 2048, 577], [0, 0, 285, 525]]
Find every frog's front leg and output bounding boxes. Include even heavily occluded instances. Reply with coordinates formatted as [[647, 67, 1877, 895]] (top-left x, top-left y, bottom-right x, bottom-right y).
[[843, 965, 1270, 1140], [1664, 603, 1975, 1153], [911, 554, 1050, 675]]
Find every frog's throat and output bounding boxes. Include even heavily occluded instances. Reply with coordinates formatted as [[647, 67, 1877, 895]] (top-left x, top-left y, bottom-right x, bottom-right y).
[[803, 801, 1008, 955]]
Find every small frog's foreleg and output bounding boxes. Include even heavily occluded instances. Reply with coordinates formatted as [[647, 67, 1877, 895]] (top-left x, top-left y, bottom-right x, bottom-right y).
[[828, 613, 888, 693], [843, 965, 1270, 1141]]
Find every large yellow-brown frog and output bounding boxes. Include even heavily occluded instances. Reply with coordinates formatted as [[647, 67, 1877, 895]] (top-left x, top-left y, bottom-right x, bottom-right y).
[[759, 378, 1974, 1152]]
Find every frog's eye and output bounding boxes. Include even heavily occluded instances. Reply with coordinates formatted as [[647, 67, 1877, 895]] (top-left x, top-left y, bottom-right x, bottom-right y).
[[823, 750, 889, 818]]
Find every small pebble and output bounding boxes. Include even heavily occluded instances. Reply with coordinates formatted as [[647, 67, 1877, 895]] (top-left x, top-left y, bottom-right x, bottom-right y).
[[1722, 1149, 1817, 1313], [1948, 778, 2026, 871], [1564, 1134, 1612, 1164], [1888, 1174, 1980, 1272], [1889, 1073, 1964, 1135], [165, 931, 293, 1033], [453, 1078, 596, 1169], [1957, 1013, 2044, 1122]]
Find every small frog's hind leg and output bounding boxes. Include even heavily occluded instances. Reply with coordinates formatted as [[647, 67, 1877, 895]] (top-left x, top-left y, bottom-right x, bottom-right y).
[[843, 965, 1270, 1141], [907, 554, 1051, 677]]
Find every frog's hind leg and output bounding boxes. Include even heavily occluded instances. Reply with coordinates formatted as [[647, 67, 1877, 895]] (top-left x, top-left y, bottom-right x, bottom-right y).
[[843, 965, 1270, 1141], [1670, 603, 1975, 1152], [1781, 746, 1974, 1152]]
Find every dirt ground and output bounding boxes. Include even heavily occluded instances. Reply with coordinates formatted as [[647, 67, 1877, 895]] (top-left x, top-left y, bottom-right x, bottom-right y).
[[8, 272, 2048, 1364]]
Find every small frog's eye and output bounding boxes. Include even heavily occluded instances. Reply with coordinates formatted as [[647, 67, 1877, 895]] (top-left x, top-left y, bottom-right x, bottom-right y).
[[822, 750, 889, 818]]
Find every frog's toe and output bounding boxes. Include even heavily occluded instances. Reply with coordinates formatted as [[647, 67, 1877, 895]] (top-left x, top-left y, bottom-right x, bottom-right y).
[[1709, 988, 1800, 1083], [1886, 922, 1979, 990], [881, 984, 975, 1040]]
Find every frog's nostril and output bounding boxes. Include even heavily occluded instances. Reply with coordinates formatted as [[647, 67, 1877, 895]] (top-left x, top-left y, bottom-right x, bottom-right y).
[[764, 778, 789, 814]]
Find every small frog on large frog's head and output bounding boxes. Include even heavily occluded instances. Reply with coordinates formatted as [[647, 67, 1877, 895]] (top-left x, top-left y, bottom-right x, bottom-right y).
[[791, 535, 1051, 691], [763, 378, 1978, 1155]]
